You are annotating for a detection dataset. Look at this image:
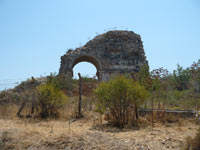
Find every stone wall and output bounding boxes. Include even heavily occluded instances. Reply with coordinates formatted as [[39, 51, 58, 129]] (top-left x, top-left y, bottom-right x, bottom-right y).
[[59, 30, 148, 81]]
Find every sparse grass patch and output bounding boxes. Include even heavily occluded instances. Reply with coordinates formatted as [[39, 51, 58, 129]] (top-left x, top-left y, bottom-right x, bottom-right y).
[[1, 131, 10, 142], [184, 127, 200, 150], [164, 113, 179, 123], [0, 104, 18, 119]]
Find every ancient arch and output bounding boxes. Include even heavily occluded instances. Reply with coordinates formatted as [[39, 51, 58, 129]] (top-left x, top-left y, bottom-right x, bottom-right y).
[[71, 55, 100, 78], [59, 30, 148, 81]]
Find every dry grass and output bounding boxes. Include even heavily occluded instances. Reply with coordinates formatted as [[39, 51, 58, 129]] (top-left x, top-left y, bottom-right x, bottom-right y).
[[184, 127, 200, 150], [0, 114, 199, 150], [0, 105, 19, 119], [0, 95, 94, 120], [0, 102, 199, 150]]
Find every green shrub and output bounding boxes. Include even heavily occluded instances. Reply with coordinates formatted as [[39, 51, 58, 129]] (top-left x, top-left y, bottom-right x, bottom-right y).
[[94, 75, 149, 127], [37, 83, 68, 118]]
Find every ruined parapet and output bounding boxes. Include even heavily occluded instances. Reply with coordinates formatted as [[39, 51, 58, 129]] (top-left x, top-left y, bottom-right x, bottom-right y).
[[59, 30, 148, 81]]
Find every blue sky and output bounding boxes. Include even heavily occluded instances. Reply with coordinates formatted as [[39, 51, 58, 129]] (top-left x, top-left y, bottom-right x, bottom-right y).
[[0, 0, 200, 90]]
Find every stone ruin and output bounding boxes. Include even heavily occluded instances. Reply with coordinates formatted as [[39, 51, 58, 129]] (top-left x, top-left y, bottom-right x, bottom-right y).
[[59, 30, 148, 81]]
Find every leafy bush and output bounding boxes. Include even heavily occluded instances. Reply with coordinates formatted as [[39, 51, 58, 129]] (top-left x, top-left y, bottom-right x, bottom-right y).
[[94, 75, 149, 127], [37, 76, 68, 118]]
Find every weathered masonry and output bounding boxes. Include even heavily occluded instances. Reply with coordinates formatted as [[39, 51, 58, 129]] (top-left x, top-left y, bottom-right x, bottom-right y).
[[59, 30, 148, 81]]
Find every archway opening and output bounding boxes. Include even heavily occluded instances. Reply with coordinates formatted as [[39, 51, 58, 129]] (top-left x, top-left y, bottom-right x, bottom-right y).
[[71, 55, 100, 80], [72, 62, 98, 80]]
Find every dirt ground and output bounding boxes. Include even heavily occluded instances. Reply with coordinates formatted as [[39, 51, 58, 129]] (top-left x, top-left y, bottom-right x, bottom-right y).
[[0, 117, 199, 150]]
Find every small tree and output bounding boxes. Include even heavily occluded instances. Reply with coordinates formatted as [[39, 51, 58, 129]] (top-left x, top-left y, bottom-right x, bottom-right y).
[[94, 75, 149, 127], [151, 68, 169, 107], [173, 64, 191, 91]]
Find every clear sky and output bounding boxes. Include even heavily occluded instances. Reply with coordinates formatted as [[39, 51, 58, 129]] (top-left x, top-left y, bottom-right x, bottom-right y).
[[0, 0, 200, 90]]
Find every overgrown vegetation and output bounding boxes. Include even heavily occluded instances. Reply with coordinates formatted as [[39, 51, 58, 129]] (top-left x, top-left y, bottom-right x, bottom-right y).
[[138, 60, 200, 111], [0, 60, 200, 122]]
